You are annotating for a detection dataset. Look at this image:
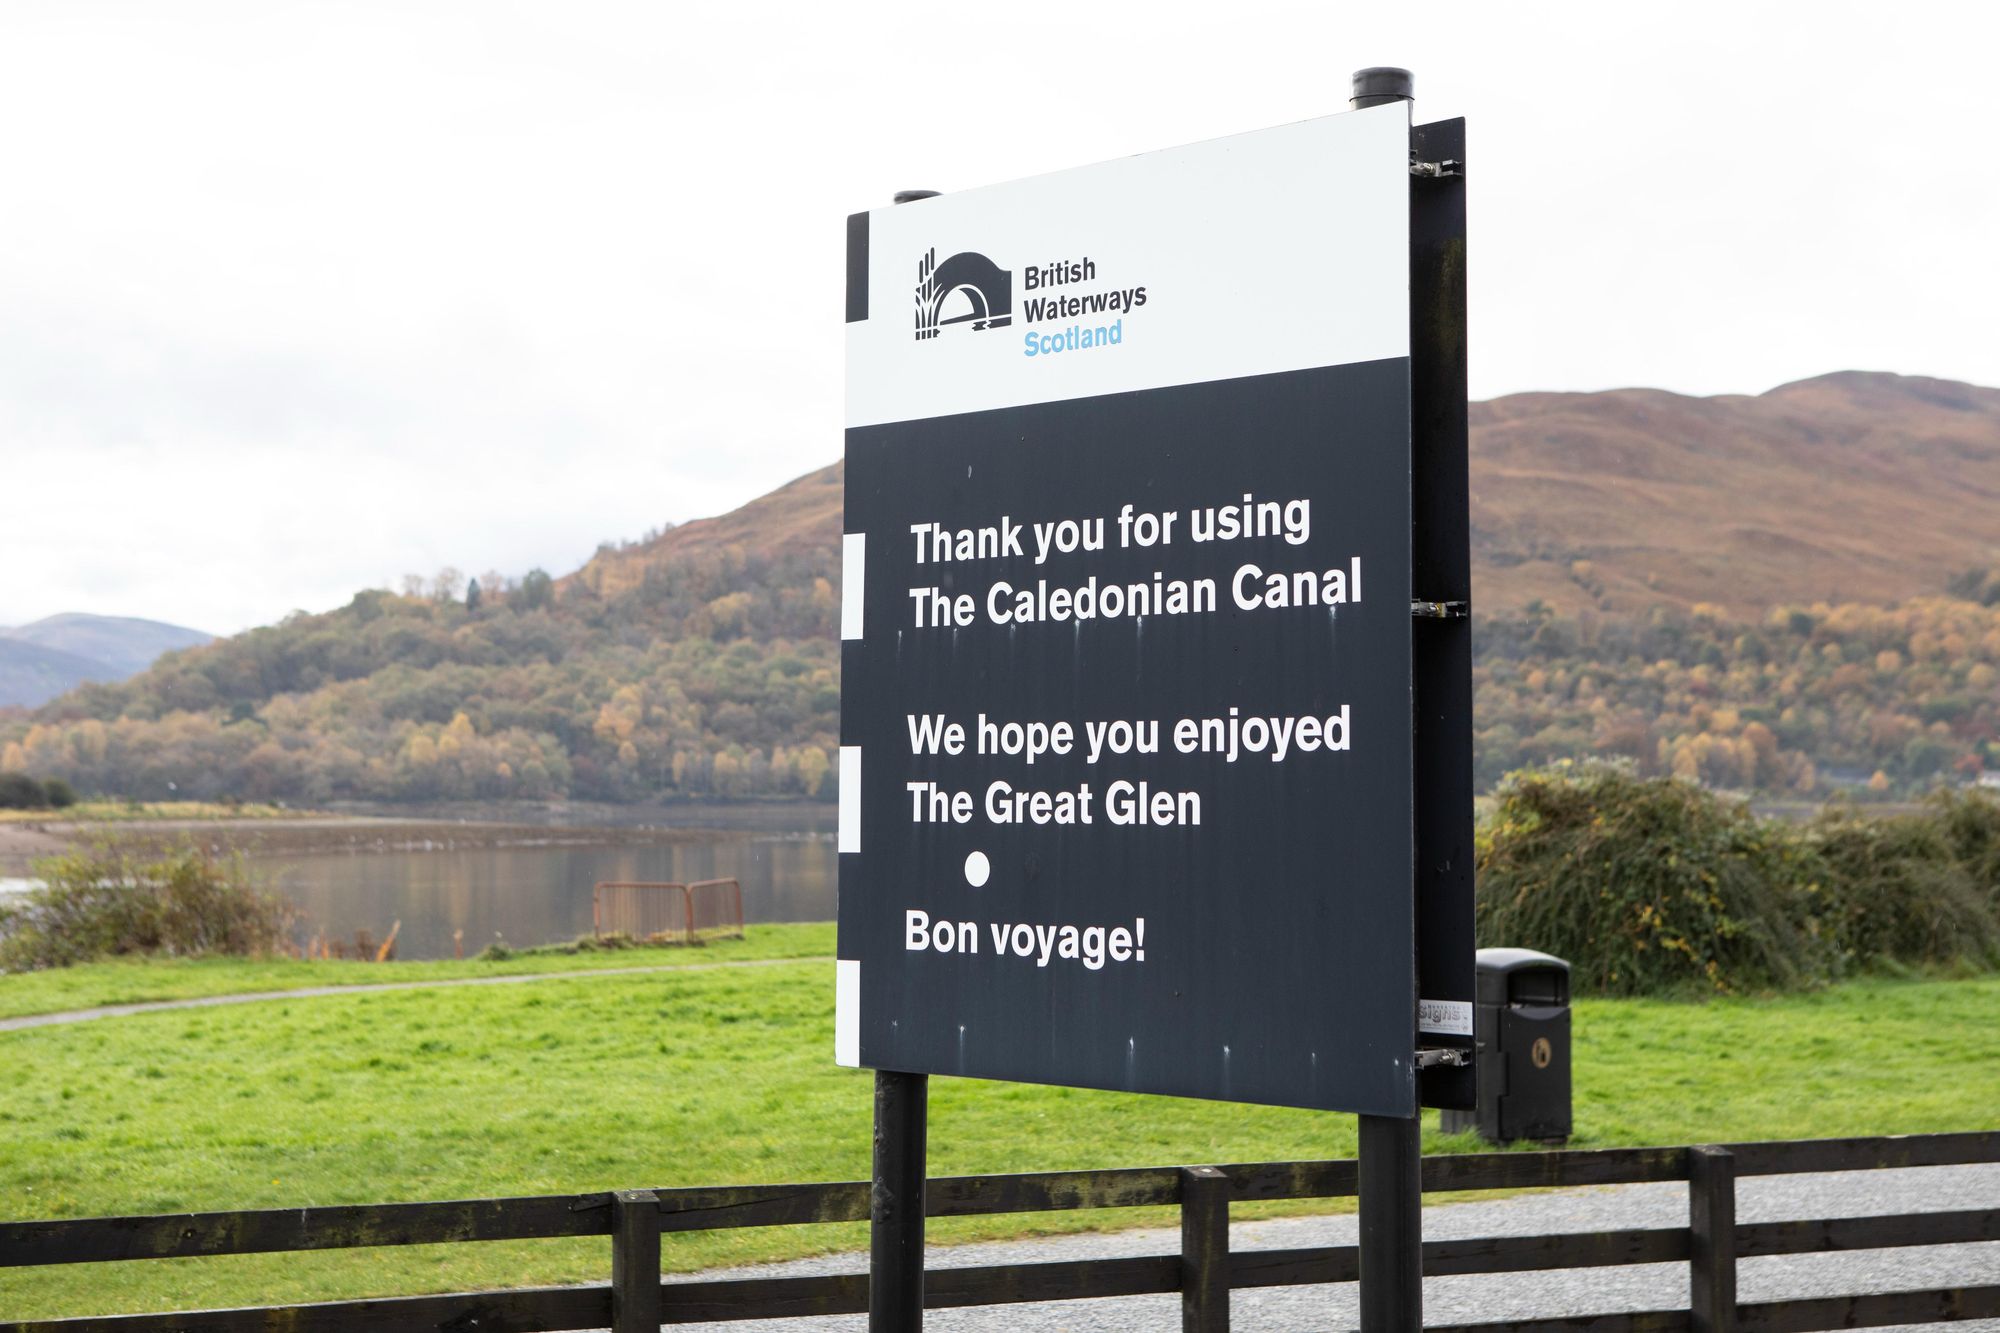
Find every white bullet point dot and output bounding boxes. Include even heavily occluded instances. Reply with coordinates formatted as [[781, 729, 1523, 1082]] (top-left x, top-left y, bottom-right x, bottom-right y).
[[964, 851, 991, 888]]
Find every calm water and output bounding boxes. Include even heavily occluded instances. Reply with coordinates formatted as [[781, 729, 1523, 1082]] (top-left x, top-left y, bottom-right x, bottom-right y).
[[268, 834, 836, 959]]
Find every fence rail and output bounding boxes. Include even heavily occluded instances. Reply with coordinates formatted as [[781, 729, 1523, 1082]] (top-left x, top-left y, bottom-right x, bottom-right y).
[[3, 1131, 1995, 1331]]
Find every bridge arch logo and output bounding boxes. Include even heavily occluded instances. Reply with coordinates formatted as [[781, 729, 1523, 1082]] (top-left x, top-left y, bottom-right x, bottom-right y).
[[914, 248, 1013, 341]]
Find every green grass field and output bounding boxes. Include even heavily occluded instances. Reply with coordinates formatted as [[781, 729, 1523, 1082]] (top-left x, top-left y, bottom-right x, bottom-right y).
[[0, 923, 836, 1021], [2, 963, 1996, 1318]]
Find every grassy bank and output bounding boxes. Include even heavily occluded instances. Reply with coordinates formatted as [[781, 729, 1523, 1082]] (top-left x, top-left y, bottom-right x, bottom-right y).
[[0, 923, 835, 1020], [2, 964, 1996, 1317]]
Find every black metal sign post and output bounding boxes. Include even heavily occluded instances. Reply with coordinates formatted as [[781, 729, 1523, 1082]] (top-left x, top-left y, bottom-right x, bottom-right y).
[[870, 1067, 927, 1331], [1352, 65, 1474, 1332], [841, 76, 1471, 1331], [1358, 1111, 1423, 1326]]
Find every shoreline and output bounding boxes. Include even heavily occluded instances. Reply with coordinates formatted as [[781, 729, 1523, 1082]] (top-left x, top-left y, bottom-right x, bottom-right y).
[[0, 803, 836, 876]]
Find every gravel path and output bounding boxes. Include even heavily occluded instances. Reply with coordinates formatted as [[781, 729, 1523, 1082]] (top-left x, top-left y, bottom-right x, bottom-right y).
[[0, 955, 833, 1033], [661, 1164, 2000, 1330]]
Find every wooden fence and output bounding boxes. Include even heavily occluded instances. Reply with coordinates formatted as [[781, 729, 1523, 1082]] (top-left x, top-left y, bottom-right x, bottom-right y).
[[3, 1131, 1996, 1331]]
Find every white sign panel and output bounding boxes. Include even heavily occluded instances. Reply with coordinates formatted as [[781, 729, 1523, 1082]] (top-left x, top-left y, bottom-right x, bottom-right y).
[[846, 104, 1411, 429]]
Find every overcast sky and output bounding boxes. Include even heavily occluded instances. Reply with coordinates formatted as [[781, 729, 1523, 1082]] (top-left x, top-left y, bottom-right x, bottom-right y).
[[2, 1, 1994, 635]]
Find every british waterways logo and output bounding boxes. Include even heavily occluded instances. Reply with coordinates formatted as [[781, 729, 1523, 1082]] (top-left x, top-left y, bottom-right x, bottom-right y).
[[914, 249, 1013, 340], [913, 248, 1148, 356]]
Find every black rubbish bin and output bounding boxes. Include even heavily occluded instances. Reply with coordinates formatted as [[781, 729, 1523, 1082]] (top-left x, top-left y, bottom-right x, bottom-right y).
[[1439, 947, 1571, 1145]]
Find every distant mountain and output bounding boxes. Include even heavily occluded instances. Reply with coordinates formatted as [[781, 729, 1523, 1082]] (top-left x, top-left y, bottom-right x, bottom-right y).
[[0, 639, 114, 711], [6, 372, 1996, 800], [575, 372, 2000, 620], [0, 614, 212, 708], [1470, 371, 2000, 617]]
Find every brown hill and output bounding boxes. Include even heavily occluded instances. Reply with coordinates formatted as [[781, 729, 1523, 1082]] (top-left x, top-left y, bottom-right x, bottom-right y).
[[1471, 371, 2000, 616], [575, 371, 1998, 619], [567, 461, 845, 602], [16, 373, 1995, 804]]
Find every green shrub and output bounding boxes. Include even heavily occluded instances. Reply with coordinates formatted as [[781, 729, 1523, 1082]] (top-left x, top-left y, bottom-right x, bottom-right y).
[[0, 773, 76, 810], [1928, 788, 2000, 911], [0, 844, 296, 970], [0, 772, 47, 810], [1809, 808, 2000, 970], [1477, 763, 2000, 996], [1475, 762, 1828, 995]]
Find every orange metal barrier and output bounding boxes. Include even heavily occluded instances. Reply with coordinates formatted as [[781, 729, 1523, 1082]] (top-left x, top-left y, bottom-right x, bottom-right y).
[[592, 879, 744, 945], [685, 878, 745, 942]]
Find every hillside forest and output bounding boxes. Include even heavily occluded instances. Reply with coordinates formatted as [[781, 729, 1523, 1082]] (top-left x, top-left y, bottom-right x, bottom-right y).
[[5, 373, 1998, 805]]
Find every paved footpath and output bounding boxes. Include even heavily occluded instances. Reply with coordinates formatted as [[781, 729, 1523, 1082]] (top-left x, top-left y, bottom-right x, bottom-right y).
[[660, 1163, 2000, 1331], [0, 956, 834, 1033]]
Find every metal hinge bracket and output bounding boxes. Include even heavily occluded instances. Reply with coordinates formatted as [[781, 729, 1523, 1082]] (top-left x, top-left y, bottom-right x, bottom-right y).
[[1415, 1046, 1471, 1069], [1410, 158, 1464, 179], [1410, 600, 1469, 619]]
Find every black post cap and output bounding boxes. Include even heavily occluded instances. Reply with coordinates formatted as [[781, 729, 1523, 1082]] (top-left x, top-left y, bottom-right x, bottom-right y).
[[1350, 67, 1414, 108]]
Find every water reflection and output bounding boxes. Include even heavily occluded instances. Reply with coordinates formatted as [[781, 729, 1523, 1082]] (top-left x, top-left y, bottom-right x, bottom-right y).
[[268, 834, 836, 959]]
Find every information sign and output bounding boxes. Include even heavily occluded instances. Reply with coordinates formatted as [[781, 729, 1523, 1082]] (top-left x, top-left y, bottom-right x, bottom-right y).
[[839, 104, 1440, 1116]]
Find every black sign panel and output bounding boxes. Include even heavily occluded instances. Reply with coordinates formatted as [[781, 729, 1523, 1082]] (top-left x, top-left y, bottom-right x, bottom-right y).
[[840, 361, 1418, 1116]]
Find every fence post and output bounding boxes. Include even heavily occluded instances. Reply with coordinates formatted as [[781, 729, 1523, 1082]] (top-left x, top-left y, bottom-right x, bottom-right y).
[[611, 1189, 661, 1333], [1180, 1166, 1230, 1332], [1689, 1146, 1736, 1333], [871, 1069, 928, 1331]]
